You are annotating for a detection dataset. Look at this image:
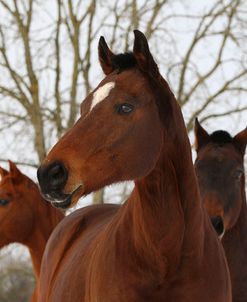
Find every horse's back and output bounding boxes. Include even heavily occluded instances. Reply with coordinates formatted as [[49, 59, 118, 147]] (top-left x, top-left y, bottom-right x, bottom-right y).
[[38, 203, 120, 302]]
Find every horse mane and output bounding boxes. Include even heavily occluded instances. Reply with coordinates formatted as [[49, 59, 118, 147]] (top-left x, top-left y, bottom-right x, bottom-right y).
[[111, 52, 137, 72], [210, 130, 233, 144]]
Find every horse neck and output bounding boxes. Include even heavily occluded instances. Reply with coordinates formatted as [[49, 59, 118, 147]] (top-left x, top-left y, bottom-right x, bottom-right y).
[[222, 184, 247, 295], [119, 93, 204, 275], [223, 184, 247, 248], [24, 185, 64, 278], [235, 185, 247, 232]]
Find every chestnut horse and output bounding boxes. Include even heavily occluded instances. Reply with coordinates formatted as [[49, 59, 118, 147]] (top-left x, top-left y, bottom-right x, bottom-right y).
[[0, 161, 64, 302], [37, 30, 231, 301], [194, 119, 247, 302]]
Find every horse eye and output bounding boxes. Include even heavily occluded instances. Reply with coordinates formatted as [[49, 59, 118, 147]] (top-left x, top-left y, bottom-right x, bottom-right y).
[[0, 199, 9, 206], [235, 170, 244, 181], [116, 103, 134, 115]]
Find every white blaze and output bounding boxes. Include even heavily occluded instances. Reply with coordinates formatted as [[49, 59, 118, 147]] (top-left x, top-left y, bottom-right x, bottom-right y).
[[90, 82, 115, 111]]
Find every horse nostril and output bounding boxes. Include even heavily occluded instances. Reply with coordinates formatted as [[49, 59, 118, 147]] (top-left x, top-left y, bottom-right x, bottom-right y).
[[210, 216, 224, 237], [48, 164, 68, 189], [37, 162, 68, 193]]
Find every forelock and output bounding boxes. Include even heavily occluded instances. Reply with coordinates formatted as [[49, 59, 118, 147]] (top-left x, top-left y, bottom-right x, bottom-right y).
[[210, 130, 233, 144], [111, 52, 137, 72]]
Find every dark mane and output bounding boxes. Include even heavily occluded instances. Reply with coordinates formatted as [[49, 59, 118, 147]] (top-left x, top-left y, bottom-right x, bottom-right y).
[[111, 52, 137, 72], [210, 130, 233, 144]]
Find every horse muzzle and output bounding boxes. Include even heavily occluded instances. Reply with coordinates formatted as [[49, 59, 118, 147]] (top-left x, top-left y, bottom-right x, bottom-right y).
[[37, 161, 83, 208]]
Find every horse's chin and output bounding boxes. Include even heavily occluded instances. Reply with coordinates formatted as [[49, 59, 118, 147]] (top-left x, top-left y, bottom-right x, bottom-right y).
[[65, 185, 85, 208], [52, 197, 72, 209], [45, 185, 84, 209]]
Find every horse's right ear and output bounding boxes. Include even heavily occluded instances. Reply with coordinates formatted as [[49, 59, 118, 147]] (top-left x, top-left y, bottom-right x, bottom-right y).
[[194, 118, 210, 152], [0, 166, 8, 180], [98, 36, 114, 75], [8, 160, 23, 183], [233, 127, 247, 156]]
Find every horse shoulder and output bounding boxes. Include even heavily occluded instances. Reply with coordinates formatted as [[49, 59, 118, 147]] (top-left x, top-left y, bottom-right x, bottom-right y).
[[38, 204, 119, 301]]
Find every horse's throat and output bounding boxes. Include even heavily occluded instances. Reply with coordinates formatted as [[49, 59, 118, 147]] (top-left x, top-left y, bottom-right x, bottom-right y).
[[127, 133, 203, 274]]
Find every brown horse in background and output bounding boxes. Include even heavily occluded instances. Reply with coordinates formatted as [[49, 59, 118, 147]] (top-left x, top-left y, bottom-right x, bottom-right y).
[[37, 30, 231, 301], [0, 161, 64, 302], [194, 119, 247, 302]]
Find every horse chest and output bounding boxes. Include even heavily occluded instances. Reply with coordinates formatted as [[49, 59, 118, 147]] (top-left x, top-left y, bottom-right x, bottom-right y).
[[82, 259, 226, 302], [85, 280, 226, 302]]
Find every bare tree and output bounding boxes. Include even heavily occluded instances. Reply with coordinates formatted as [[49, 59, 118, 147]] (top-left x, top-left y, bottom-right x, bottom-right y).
[[0, 0, 246, 204], [1, 0, 247, 298], [0, 246, 35, 302], [173, 0, 247, 131]]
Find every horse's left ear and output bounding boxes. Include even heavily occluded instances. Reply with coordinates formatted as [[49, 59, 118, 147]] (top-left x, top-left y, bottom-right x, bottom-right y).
[[233, 127, 247, 156], [194, 118, 210, 152], [98, 36, 114, 75], [8, 160, 23, 183], [133, 30, 159, 78]]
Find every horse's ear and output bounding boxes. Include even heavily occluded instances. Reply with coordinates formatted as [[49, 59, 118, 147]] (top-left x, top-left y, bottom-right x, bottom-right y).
[[233, 127, 247, 156], [8, 160, 23, 183], [133, 30, 159, 77], [194, 118, 210, 152], [0, 166, 8, 180], [98, 36, 114, 75]]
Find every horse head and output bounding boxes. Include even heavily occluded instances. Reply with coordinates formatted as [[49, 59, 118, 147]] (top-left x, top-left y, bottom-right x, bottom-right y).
[[194, 119, 247, 238]]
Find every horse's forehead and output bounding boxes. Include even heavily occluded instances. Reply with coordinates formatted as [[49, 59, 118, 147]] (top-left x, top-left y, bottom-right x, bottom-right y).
[[201, 143, 240, 161], [117, 70, 146, 89], [89, 70, 146, 111], [90, 81, 115, 111], [0, 177, 13, 191]]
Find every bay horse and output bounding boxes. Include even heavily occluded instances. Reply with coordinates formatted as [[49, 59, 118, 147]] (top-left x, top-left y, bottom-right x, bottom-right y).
[[0, 161, 64, 302], [37, 30, 231, 301], [194, 119, 247, 302]]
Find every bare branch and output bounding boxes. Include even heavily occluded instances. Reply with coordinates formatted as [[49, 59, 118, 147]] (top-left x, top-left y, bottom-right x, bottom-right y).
[[177, 1, 234, 102], [186, 69, 247, 131], [0, 158, 38, 168], [200, 106, 247, 123], [181, 0, 240, 106]]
